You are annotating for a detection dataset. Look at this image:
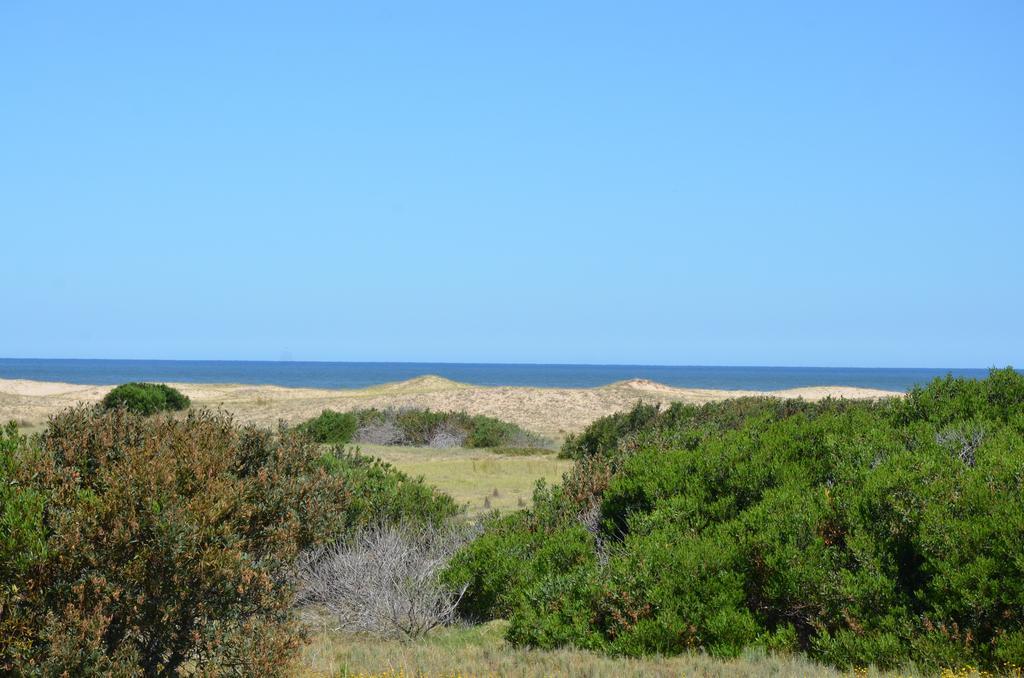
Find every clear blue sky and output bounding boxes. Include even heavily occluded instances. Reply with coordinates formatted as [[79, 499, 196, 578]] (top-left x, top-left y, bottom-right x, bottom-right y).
[[1, 2, 1021, 367]]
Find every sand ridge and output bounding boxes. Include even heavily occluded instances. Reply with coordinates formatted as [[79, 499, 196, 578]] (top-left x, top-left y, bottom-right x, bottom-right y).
[[0, 376, 902, 437]]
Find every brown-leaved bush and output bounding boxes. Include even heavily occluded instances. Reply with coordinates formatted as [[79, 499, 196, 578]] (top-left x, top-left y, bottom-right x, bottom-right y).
[[3, 406, 358, 675]]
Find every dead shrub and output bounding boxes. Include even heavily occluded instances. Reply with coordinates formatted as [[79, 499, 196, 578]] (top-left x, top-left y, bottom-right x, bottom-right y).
[[354, 420, 406, 446], [428, 422, 466, 449], [294, 521, 476, 639]]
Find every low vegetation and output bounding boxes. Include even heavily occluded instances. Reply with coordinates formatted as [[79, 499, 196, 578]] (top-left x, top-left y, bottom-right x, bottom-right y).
[[297, 619, 899, 678], [100, 381, 190, 415], [445, 368, 1024, 672], [296, 409, 359, 444], [7, 369, 1023, 675], [0, 407, 457, 674], [298, 407, 551, 449]]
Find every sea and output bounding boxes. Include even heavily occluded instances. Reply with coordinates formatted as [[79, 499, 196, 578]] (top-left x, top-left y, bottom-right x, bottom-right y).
[[0, 358, 1001, 392]]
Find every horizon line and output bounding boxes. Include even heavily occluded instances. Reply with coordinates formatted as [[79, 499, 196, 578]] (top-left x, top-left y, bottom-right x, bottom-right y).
[[0, 356, 1005, 372]]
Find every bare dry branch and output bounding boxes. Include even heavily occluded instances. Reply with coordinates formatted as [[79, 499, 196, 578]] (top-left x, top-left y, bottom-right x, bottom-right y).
[[294, 521, 477, 639]]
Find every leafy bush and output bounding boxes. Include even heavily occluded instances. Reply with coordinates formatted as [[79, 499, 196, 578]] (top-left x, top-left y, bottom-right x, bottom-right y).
[[561, 397, 872, 462], [443, 482, 597, 623], [0, 407, 459, 674], [297, 409, 359, 444], [465, 415, 524, 448], [561, 401, 660, 459], [0, 422, 47, 671], [318, 449, 460, 526], [449, 368, 1024, 672], [99, 382, 190, 415]]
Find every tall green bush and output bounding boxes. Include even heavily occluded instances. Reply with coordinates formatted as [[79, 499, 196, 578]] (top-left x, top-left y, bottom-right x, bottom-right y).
[[443, 481, 594, 621], [449, 368, 1024, 672]]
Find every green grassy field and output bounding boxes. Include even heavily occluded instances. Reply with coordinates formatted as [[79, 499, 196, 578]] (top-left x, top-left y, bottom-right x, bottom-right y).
[[353, 443, 572, 517]]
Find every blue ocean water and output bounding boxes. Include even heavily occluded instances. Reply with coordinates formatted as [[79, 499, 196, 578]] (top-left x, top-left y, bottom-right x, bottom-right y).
[[0, 358, 1000, 392]]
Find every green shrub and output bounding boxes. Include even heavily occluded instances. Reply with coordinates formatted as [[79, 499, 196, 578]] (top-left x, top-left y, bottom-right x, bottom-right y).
[[561, 397, 877, 461], [0, 422, 48, 671], [465, 415, 522, 448], [349, 408, 549, 449], [451, 368, 1024, 672], [0, 422, 46, 584], [443, 481, 595, 622], [506, 567, 605, 651], [892, 366, 1024, 427], [561, 401, 660, 459], [1, 406, 459, 675], [100, 382, 190, 415], [297, 409, 359, 444], [318, 449, 460, 526]]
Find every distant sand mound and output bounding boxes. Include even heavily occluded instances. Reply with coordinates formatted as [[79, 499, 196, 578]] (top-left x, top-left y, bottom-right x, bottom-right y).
[[361, 375, 470, 395], [605, 378, 680, 393]]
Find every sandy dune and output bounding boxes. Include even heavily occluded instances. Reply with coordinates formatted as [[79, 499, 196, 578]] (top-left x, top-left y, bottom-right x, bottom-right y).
[[0, 375, 901, 437]]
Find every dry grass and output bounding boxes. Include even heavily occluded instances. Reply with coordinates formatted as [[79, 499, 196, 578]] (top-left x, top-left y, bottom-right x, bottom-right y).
[[358, 444, 572, 517], [295, 619, 948, 678]]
